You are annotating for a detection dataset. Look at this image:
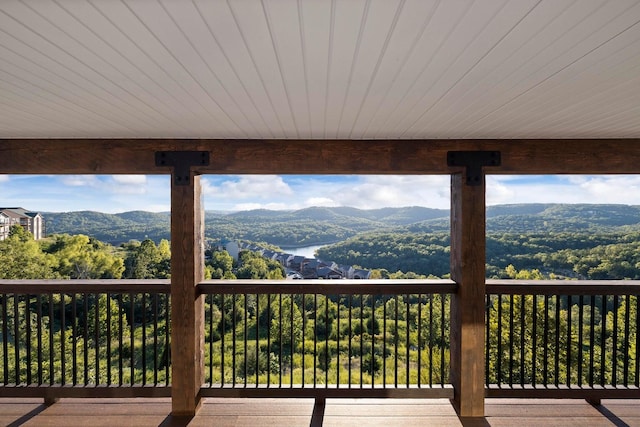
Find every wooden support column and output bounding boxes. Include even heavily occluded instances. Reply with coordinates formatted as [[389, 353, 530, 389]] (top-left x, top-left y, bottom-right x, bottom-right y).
[[170, 172, 205, 416], [450, 171, 486, 417]]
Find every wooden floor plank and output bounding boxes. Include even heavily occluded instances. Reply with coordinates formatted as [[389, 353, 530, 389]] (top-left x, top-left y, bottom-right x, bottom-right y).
[[1, 397, 640, 426], [322, 416, 463, 427]]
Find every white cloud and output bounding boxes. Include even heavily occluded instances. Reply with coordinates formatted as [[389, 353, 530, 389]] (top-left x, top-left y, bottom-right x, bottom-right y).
[[60, 175, 101, 187], [11, 173, 640, 214], [233, 202, 293, 211], [0, 175, 9, 182], [335, 176, 450, 209], [203, 175, 293, 200], [111, 175, 147, 185], [305, 197, 339, 207], [486, 175, 640, 206]]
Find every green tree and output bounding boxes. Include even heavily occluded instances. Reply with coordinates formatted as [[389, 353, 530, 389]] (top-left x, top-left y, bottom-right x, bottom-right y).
[[268, 295, 303, 349], [123, 239, 170, 279], [207, 250, 235, 279], [46, 234, 124, 279], [236, 251, 284, 279], [0, 226, 57, 279]]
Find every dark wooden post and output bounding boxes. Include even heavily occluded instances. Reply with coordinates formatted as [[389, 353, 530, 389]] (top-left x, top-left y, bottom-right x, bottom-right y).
[[449, 171, 486, 417], [170, 172, 205, 416]]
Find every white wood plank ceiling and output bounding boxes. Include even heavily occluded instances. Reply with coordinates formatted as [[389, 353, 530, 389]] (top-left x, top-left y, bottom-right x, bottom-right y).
[[1, 0, 639, 139]]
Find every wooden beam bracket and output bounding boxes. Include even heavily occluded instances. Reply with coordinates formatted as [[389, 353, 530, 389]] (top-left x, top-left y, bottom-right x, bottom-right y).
[[447, 151, 501, 185], [155, 151, 209, 185]]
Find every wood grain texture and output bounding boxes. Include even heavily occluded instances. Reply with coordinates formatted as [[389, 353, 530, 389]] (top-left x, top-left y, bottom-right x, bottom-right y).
[[2, 397, 639, 426], [2, 139, 640, 175], [449, 173, 486, 417], [170, 174, 205, 416]]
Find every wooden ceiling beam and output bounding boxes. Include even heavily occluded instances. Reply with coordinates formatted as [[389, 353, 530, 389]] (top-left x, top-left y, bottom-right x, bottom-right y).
[[1, 139, 639, 175]]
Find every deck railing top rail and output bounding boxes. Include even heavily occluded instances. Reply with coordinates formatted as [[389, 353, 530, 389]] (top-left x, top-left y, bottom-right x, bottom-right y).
[[4, 278, 640, 296], [198, 279, 457, 295], [0, 279, 170, 293], [486, 279, 640, 295]]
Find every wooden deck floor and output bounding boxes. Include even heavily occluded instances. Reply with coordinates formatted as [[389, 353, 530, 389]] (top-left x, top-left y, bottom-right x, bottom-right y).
[[1, 397, 639, 426]]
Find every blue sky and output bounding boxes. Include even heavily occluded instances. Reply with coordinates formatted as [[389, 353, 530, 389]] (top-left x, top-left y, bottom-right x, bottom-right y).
[[1, 174, 640, 213]]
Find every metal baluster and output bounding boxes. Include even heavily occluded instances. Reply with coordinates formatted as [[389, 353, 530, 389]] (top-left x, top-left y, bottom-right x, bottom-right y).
[[636, 295, 640, 388], [26, 293, 32, 385], [14, 294, 20, 384], [106, 293, 112, 386], [578, 295, 584, 386], [130, 292, 135, 385], [153, 293, 159, 386], [417, 294, 422, 388], [221, 294, 226, 387], [37, 294, 43, 385], [255, 294, 260, 388], [383, 295, 387, 387], [497, 294, 502, 386], [336, 296, 340, 388], [531, 295, 537, 387], [543, 295, 549, 386], [405, 294, 410, 387], [141, 293, 146, 386], [371, 295, 375, 388], [394, 294, 398, 387], [312, 293, 317, 387], [613, 295, 619, 386], [118, 294, 124, 386], [554, 295, 560, 387], [2, 293, 9, 384], [233, 294, 237, 387], [589, 295, 596, 387], [440, 295, 445, 385], [82, 293, 89, 385], [348, 294, 352, 388], [165, 292, 170, 385], [326, 295, 330, 388], [244, 294, 248, 387], [519, 295, 524, 387], [429, 294, 434, 387], [360, 294, 363, 388], [624, 294, 631, 386], [266, 294, 271, 387], [60, 293, 65, 385], [566, 295, 572, 387], [49, 293, 54, 385], [301, 294, 305, 387], [71, 294, 77, 386], [600, 295, 607, 387], [509, 295, 514, 386], [279, 293, 283, 387], [95, 294, 100, 385]]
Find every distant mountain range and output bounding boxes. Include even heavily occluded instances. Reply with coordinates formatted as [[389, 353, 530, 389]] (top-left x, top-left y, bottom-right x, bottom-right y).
[[42, 204, 640, 247]]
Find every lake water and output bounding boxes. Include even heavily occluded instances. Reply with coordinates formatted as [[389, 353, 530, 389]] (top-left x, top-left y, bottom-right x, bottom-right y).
[[280, 244, 326, 258]]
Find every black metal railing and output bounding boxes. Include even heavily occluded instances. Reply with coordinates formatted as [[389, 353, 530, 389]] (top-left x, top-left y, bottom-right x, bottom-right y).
[[0, 280, 171, 398], [199, 280, 456, 398], [3, 278, 640, 402], [486, 280, 640, 398]]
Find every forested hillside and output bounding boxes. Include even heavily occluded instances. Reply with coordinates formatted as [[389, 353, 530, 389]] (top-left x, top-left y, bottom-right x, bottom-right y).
[[41, 204, 640, 280], [44, 204, 640, 246], [44, 206, 447, 246], [314, 204, 640, 279]]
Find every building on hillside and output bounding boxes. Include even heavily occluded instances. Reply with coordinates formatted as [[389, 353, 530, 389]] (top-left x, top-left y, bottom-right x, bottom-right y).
[[212, 239, 240, 260], [0, 208, 44, 240], [0, 212, 11, 241]]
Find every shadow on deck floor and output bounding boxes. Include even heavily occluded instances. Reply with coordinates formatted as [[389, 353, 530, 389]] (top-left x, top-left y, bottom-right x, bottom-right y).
[[1, 397, 639, 426]]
